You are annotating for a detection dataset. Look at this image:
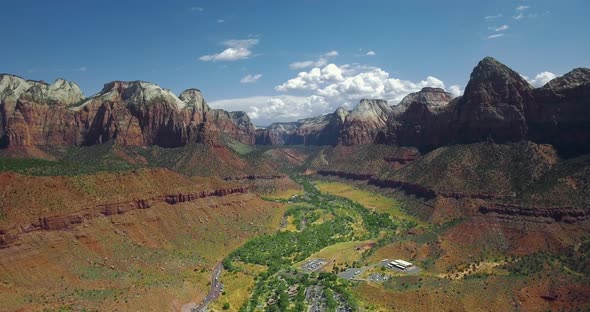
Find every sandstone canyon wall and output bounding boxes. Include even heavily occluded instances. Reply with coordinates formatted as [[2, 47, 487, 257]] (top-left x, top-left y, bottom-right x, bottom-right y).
[[256, 57, 590, 156], [0, 76, 255, 148]]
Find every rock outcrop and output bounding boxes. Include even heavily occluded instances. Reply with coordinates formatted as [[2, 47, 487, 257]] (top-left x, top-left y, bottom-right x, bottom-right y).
[[256, 57, 590, 156], [384, 57, 589, 154], [0, 76, 256, 148], [340, 99, 392, 145], [222, 175, 285, 181], [452, 57, 534, 144], [164, 187, 247, 205], [21, 78, 84, 106], [255, 122, 299, 145], [256, 99, 390, 146], [256, 108, 347, 145], [479, 203, 590, 223], [75, 81, 186, 147], [392, 87, 453, 115], [208, 110, 256, 145], [529, 68, 590, 156], [0, 75, 84, 147], [3, 57, 589, 154]]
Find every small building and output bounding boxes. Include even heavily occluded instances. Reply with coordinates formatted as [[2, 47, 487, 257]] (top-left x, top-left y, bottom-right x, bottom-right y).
[[389, 259, 413, 270], [288, 285, 299, 297]]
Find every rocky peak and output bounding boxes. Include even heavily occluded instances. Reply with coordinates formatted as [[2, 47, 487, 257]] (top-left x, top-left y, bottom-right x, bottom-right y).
[[297, 114, 332, 131], [229, 111, 253, 127], [394, 87, 454, 115], [346, 99, 392, 125], [338, 99, 392, 145], [179, 88, 209, 111], [464, 57, 533, 98], [460, 56, 535, 112], [21, 78, 84, 106], [352, 99, 391, 115], [455, 57, 534, 143], [82, 81, 186, 110], [0, 74, 31, 104], [267, 122, 298, 132], [334, 107, 350, 123], [541, 68, 590, 92]]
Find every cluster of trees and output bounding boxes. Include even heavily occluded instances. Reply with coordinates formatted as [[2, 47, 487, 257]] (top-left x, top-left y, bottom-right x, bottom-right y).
[[506, 241, 590, 277], [226, 217, 351, 270], [284, 205, 323, 230], [505, 251, 553, 276], [227, 175, 400, 311], [561, 241, 590, 276]]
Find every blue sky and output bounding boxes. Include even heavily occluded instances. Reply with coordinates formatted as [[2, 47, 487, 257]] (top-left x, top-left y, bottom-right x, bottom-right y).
[[1, 0, 588, 125]]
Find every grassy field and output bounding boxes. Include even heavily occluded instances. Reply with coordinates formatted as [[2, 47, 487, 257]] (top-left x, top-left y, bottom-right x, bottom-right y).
[[314, 181, 425, 227]]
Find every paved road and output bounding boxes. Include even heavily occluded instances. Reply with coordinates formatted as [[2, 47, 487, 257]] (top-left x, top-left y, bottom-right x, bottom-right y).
[[191, 263, 223, 312]]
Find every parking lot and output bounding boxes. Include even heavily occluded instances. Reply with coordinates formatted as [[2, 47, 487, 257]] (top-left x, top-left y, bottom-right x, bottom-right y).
[[301, 258, 328, 272], [367, 273, 390, 282], [304, 285, 326, 312], [338, 267, 366, 280]]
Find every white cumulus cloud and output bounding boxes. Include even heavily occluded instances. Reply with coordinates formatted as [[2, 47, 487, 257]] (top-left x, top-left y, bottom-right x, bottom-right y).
[[240, 74, 262, 84], [276, 63, 449, 114], [212, 62, 460, 125], [526, 71, 557, 87], [448, 85, 463, 97], [366, 51, 376, 56], [199, 39, 259, 62], [209, 95, 330, 126]]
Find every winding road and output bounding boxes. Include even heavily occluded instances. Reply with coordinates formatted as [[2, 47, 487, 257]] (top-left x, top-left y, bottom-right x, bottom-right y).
[[183, 263, 223, 312]]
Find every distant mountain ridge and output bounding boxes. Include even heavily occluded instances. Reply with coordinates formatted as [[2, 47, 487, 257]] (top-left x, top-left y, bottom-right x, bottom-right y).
[[257, 57, 590, 156], [2, 57, 589, 155], [0, 75, 255, 148]]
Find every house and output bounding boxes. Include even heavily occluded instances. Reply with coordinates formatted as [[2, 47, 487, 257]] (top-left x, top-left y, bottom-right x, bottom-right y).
[[288, 285, 299, 297]]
